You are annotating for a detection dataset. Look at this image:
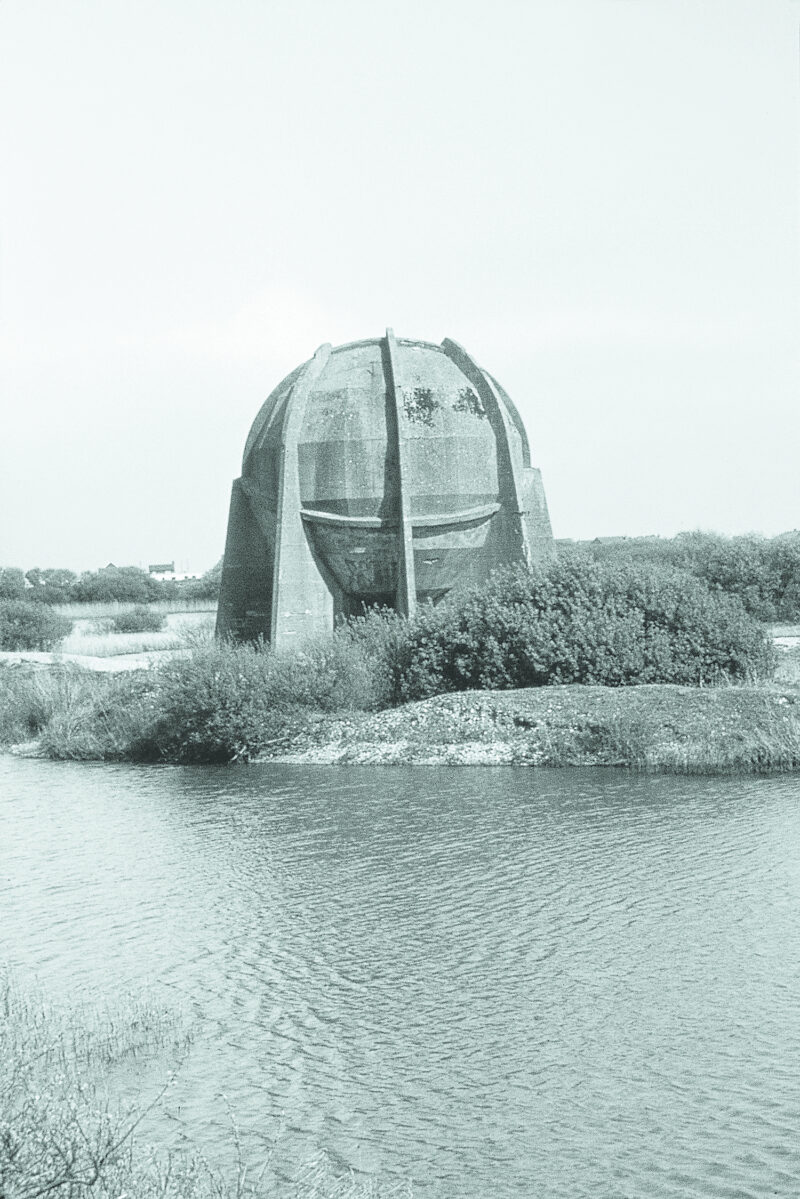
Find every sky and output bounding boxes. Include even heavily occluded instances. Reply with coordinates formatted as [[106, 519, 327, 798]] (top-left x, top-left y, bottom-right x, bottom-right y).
[[1, 0, 798, 573]]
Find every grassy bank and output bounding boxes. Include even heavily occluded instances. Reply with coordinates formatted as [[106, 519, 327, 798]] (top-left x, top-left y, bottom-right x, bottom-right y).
[[2, 561, 795, 773], [2, 660, 798, 773]]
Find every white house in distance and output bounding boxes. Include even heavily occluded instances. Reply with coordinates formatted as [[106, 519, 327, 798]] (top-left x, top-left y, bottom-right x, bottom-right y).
[[148, 561, 202, 582]]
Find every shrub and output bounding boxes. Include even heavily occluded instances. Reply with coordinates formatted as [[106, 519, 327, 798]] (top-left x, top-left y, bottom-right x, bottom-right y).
[[177, 559, 223, 602], [133, 629, 393, 763], [24, 567, 78, 604], [111, 606, 167, 634], [568, 530, 800, 622], [38, 623, 396, 763], [389, 559, 776, 703], [332, 606, 409, 710], [122, 643, 279, 762], [0, 566, 27, 600], [0, 600, 73, 651], [71, 565, 162, 605]]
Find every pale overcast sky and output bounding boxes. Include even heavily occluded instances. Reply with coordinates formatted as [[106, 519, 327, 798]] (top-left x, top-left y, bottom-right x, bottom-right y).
[[1, 0, 797, 572]]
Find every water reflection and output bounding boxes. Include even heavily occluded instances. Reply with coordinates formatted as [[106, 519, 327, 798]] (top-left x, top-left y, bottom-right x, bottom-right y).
[[2, 757, 800, 1196]]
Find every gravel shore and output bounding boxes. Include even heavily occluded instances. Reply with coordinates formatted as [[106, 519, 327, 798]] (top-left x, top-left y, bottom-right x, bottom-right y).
[[265, 683, 800, 771]]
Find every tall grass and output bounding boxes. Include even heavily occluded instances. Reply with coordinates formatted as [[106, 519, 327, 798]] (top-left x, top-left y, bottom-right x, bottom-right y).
[[58, 612, 215, 658], [774, 642, 800, 687], [0, 969, 197, 1199], [0, 664, 99, 745], [531, 693, 800, 773], [58, 631, 184, 657], [4, 612, 399, 762], [53, 599, 217, 619]]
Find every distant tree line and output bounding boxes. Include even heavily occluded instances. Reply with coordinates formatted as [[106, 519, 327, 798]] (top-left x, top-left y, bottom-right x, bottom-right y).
[[1, 531, 798, 629], [0, 561, 222, 606], [559, 531, 800, 623]]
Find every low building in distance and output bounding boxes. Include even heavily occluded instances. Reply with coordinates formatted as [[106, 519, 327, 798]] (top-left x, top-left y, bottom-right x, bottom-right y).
[[217, 330, 554, 644], [148, 562, 201, 582]]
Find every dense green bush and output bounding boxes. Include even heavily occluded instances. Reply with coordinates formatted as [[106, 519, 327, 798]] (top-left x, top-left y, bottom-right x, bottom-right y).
[[567, 530, 800, 622], [24, 567, 78, 604], [111, 606, 167, 634], [72, 565, 163, 605], [389, 559, 776, 703], [0, 567, 27, 600], [0, 601, 73, 651]]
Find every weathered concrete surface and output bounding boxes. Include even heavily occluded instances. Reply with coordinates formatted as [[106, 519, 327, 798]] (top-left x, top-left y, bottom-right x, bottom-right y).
[[217, 331, 555, 645]]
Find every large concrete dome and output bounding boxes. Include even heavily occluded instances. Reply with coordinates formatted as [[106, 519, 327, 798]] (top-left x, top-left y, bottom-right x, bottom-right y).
[[216, 330, 554, 644]]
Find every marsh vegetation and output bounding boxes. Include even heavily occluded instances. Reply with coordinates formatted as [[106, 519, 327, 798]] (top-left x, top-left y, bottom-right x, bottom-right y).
[[0, 968, 411, 1199], [2, 558, 797, 772]]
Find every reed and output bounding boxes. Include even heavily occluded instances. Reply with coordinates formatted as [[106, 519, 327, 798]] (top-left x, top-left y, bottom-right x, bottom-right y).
[[57, 612, 215, 658], [0, 968, 197, 1199], [0, 663, 99, 745], [58, 630, 184, 657], [52, 599, 217, 619]]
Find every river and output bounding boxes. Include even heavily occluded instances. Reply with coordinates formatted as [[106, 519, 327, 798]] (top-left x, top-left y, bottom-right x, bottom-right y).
[[2, 755, 800, 1197]]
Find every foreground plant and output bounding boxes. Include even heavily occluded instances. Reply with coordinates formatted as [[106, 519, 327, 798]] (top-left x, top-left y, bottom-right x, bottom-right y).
[[0, 971, 194, 1199], [0, 970, 412, 1198]]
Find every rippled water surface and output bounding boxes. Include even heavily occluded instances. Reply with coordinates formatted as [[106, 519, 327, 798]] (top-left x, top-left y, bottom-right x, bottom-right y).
[[3, 756, 800, 1196]]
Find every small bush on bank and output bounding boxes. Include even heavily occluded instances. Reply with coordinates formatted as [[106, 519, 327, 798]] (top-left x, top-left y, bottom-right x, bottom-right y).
[[134, 621, 409, 762], [0, 600, 73, 651], [129, 642, 311, 763], [111, 606, 167, 634], [37, 627, 390, 762], [389, 559, 776, 703]]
